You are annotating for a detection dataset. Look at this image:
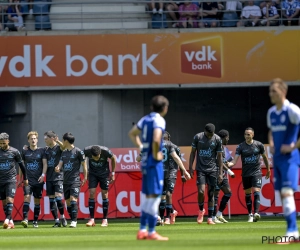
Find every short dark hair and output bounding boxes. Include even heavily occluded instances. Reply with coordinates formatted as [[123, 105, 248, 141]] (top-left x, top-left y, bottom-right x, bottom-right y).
[[0, 133, 9, 140], [62, 132, 75, 144], [151, 95, 169, 113], [205, 123, 215, 133], [44, 131, 57, 138], [163, 131, 171, 140], [218, 129, 229, 138], [270, 78, 288, 94], [91, 146, 101, 156], [245, 127, 254, 133]]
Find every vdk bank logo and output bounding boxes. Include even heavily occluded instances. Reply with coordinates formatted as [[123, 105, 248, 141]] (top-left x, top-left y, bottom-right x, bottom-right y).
[[181, 36, 222, 78]]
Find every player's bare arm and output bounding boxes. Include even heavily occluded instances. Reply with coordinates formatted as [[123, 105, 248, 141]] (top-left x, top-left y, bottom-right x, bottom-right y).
[[38, 158, 48, 183], [109, 155, 116, 183], [261, 153, 271, 179], [227, 155, 240, 168], [54, 136, 65, 151], [128, 125, 142, 149], [280, 137, 300, 154], [81, 161, 88, 186], [152, 128, 163, 161], [170, 151, 191, 180], [223, 163, 235, 178], [189, 147, 196, 179], [55, 161, 63, 173]]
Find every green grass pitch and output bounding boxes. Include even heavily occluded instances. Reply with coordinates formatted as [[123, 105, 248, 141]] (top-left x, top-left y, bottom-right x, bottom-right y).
[[1, 216, 299, 249]]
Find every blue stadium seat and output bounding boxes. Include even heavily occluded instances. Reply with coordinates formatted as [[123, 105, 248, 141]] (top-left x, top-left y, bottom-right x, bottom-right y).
[[35, 15, 51, 30], [33, 2, 51, 15], [151, 14, 167, 29], [20, 1, 29, 15], [222, 12, 238, 27]]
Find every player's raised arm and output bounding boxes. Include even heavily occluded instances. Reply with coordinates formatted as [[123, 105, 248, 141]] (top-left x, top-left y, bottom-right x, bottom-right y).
[[170, 151, 190, 180], [54, 136, 65, 151]]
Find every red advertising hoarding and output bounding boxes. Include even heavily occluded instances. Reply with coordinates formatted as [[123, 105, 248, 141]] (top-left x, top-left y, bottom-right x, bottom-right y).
[[2, 145, 299, 220]]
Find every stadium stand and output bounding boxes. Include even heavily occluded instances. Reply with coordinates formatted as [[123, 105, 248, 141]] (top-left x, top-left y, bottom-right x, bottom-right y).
[[0, 0, 300, 31]]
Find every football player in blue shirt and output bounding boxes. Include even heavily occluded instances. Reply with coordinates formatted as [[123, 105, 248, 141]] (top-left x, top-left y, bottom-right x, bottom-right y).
[[267, 78, 300, 242], [128, 95, 169, 241]]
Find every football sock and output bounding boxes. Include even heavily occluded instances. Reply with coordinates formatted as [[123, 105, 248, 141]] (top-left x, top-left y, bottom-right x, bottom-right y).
[[50, 198, 58, 220], [89, 199, 95, 219], [213, 194, 219, 216], [282, 196, 297, 232], [103, 199, 109, 219], [198, 202, 204, 211], [159, 199, 166, 219], [6, 203, 13, 220], [253, 191, 260, 214], [23, 202, 30, 220], [219, 193, 231, 212], [208, 206, 214, 219], [245, 194, 252, 214], [34, 204, 40, 222], [71, 201, 78, 222], [166, 204, 172, 219], [55, 197, 65, 216]]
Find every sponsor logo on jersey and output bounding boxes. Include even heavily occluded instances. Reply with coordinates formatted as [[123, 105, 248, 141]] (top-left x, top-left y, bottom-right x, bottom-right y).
[[199, 148, 212, 157], [26, 160, 40, 171], [64, 161, 73, 171], [0, 160, 10, 170]]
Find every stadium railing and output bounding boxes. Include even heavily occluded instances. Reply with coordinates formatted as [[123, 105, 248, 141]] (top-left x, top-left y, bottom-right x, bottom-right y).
[[0, 0, 296, 31]]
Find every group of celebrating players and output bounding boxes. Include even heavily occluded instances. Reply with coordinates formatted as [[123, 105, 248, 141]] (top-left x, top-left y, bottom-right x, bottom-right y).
[[129, 78, 300, 242], [0, 131, 116, 229], [0, 78, 299, 244]]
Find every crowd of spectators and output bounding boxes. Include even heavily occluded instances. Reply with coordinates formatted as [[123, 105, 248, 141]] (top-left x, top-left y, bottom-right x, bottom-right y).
[[0, 0, 48, 31], [148, 0, 300, 28]]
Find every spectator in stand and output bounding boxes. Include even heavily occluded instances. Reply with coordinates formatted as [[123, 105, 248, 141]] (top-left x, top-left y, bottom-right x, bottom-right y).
[[27, 0, 33, 15], [225, 1, 243, 11], [281, 0, 300, 26], [178, 1, 198, 28], [0, 0, 10, 31], [6, 0, 25, 31], [150, 0, 164, 15], [198, 2, 219, 28], [261, 0, 279, 26], [237, 1, 262, 27], [165, 1, 183, 28]]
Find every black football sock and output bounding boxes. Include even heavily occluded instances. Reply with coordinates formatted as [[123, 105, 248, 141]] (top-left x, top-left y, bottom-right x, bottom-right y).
[[102, 199, 109, 219]]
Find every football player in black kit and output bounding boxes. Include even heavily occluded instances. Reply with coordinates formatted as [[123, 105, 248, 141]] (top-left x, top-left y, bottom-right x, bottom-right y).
[[19, 131, 47, 228], [84, 145, 116, 227], [0, 132, 28, 229], [212, 130, 235, 224], [227, 127, 270, 222], [189, 123, 223, 225], [158, 131, 190, 225], [55, 133, 87, 228], [43, 131, 67, 228]]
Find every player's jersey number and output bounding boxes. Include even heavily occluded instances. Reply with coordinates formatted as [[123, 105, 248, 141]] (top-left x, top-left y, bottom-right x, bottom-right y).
[[162, 147, 168, 162]]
